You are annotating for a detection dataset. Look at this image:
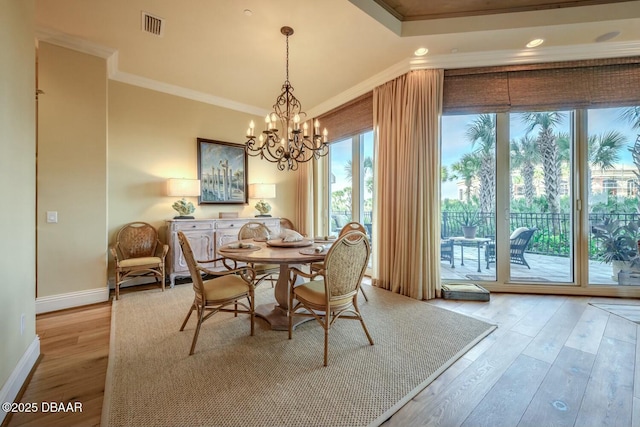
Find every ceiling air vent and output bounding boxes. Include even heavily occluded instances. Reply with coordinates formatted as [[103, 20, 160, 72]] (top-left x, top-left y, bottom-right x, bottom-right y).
[[141, 11, 164, 37]]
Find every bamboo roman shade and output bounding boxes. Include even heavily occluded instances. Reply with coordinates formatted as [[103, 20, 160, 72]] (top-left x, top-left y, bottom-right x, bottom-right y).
[[443, 56, 640, 114], [315, 92, 373, 143]]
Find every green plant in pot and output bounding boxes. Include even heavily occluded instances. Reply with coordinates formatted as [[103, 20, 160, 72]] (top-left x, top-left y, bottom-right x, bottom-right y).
[[592, 218, 640, 281], [456, 203, 481, 239]]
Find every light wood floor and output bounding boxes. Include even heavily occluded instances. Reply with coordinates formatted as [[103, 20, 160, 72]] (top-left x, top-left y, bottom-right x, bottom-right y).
[[5, 286, 640, 427]]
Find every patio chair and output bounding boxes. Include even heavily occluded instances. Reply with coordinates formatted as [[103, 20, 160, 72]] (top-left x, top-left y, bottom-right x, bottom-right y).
[[441, 238, 454, 267], [485, 227, 537, 269]]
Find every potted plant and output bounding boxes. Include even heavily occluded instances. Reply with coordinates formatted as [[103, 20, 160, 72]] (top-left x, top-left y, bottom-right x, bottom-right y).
[[592, 218, 640, 281], [456, 203, 481, 239]]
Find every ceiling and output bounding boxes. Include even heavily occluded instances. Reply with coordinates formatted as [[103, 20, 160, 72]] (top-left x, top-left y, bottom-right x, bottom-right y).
[[34, 0, 640, 118]]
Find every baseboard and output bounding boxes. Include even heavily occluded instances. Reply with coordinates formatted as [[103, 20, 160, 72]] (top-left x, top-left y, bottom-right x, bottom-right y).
[[36, 286, 110, 314], [0, 337, 40, 424]]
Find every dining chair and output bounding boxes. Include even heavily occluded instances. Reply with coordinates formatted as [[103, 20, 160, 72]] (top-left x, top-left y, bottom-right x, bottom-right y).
[[279, 217, 297, 232], [177, 231, 256, 355], [110, 221, 169, 300], [311, 221, 370, 301], [237, 222, 278, 287], [288, 230, 373, 366]]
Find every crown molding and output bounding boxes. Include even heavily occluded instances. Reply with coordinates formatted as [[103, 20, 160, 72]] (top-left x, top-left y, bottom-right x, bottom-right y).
[[35, 26, 640, 119], [36, 27, 116, 59], [110, 70, 269, 117]]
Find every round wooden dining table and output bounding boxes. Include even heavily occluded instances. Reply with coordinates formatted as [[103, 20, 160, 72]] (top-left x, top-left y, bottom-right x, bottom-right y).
[[218, 239, 329, 331]]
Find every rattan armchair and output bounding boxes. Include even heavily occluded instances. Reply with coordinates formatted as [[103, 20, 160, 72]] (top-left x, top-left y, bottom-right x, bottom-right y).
[[237, 222, 279, 287], [110, 222, 168, 300], [177, 231, 256, 355], [288, 231, 374, 366]]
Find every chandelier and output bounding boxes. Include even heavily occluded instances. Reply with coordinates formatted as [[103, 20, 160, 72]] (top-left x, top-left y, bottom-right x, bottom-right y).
[[245, 26, 328, 171]]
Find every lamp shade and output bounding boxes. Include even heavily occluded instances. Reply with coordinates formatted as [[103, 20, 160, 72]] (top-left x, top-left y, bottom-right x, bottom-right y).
[[249, 183, 276, 199], [167, 178, 201, 197]]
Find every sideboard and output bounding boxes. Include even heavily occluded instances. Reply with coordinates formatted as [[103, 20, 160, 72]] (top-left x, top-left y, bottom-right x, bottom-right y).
[[165, 217, 281, 287]]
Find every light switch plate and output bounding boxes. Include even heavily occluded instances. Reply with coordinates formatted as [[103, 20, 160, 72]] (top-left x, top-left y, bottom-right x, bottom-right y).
[[46, 211, 58, 223]]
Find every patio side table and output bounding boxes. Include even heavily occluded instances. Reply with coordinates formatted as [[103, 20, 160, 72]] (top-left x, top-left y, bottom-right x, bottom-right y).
[[449, 236, 492, 273]]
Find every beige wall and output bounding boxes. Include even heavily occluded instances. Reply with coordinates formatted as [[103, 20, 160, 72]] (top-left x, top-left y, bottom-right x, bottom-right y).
[[37, 42, 108, 297], [107, 81, 298, 255], [33, 39, 299, 302], [0, 0, 36, 397]]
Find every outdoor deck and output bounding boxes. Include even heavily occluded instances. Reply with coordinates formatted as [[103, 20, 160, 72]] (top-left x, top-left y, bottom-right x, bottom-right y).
[[441, 245, 619, 285]]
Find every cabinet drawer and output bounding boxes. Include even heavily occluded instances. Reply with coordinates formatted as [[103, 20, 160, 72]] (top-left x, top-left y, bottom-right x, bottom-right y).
[[214, 221, 243, 230], [172, 221, 214, 231]]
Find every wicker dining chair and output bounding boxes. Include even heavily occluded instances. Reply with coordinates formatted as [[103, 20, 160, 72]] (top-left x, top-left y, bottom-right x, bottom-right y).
[[110, 222, 168, 300], [311, 221, 370, 301], [177, 231, 256, 355], [280, 217, 297, 233], [288, 230, 373, 366], [237, 222, 278, 287]]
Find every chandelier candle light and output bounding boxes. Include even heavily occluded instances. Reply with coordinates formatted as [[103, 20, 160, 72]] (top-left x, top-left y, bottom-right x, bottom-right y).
[[245, 26, 329, 171]]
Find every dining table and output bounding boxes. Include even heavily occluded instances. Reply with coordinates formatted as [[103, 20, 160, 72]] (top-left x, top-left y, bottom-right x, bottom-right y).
[[217, 237, 334, 331]]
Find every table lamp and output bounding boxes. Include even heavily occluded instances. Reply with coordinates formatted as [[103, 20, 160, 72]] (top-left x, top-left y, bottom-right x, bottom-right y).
[[167, 178, 201, 219], [248, 183, 276, 217]]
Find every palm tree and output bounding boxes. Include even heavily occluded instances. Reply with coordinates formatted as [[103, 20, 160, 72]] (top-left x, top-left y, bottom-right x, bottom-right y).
[[450, 153, 481, 202], [620, 107, 640, 210], [344, 156, 374, 194], [511, 136, 540, 207], [465, 114, 496, 214], [620, 107, 640, 130], [521, 112, 565, 215]]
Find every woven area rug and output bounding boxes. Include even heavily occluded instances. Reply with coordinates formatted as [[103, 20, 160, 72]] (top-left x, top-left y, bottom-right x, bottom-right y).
[[101, 283, 496, 427]]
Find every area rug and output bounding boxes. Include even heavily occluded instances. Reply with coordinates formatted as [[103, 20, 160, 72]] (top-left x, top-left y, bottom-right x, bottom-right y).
[[590, 302, 640, 323], [101, 283, 496, 427]]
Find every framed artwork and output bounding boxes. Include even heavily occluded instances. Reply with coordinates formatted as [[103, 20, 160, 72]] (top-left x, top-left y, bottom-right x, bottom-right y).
[[197, 138, 248, 204]]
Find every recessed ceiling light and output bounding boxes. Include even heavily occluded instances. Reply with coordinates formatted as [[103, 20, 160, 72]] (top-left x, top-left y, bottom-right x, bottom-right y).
[[595, 31, 621, 42], [414, 47, 428, 56], [243, 9, 253, 16], [526, 38, 544, 48]]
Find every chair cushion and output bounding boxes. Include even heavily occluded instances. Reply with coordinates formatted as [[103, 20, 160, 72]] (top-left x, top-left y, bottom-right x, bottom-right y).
[[120, 256, 162, 267], [510, 227, 529, 240], [203, 275, 250, 301], [294, 280, 352, 306]]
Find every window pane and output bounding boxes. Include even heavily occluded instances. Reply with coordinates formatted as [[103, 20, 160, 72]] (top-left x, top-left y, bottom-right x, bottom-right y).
[[587, 106, 640, 285], [509, 111, 573, 283], [441, 114, 496, 281], [329, 138, 353, 235]]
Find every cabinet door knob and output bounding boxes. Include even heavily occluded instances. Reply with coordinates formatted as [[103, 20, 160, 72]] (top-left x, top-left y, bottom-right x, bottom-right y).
[[192, 225, 196, 228]]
